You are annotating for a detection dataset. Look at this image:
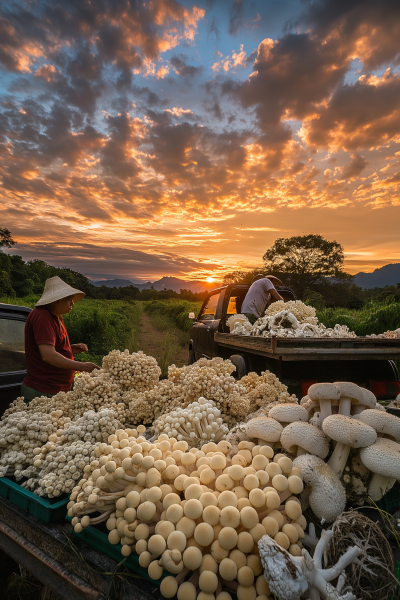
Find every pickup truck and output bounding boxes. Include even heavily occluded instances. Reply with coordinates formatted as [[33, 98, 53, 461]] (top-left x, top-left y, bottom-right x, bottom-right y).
[[188, 284, 400, 401]]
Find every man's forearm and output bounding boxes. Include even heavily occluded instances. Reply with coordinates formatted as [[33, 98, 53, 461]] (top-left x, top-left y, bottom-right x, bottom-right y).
[[39, 347, 83, 370]]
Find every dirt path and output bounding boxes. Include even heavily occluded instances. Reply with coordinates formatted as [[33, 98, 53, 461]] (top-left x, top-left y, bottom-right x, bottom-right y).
[[137, 310, 188, 371]]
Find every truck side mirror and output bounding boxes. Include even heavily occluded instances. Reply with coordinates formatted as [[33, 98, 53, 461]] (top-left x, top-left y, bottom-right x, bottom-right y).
[[188, 312, 196, 319]]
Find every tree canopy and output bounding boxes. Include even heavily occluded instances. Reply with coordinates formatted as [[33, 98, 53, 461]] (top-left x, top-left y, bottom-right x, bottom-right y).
[[262, 234, 347, 298]]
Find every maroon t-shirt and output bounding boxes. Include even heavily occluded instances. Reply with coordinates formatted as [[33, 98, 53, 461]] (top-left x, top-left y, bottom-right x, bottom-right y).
[[23, 307, 75, 393]]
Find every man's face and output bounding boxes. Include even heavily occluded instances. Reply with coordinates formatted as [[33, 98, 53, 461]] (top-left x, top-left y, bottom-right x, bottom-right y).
[[53, 295, 75, 315]]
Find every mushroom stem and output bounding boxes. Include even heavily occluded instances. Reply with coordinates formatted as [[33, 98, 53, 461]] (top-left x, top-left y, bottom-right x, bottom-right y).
[[327, 442, 351, 478], [176, 567, 190, 584], [319, 399, 333, 423], [297, 447, 307, 456], [258, 439, 274, 448], [368, 473, 396, 501], [338, 396, 351, 416]]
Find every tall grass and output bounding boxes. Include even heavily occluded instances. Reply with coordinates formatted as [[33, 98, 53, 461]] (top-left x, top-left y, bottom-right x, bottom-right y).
[[0, 295, 141, 365], [317, 301, 400, 336], [143, 299, 202, 331]]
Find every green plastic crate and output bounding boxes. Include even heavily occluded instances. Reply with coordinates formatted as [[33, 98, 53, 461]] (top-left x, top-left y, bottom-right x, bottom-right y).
[[66, 516, 169, 585], [0, 477, 68, 522], [377, 481, 400, 513]]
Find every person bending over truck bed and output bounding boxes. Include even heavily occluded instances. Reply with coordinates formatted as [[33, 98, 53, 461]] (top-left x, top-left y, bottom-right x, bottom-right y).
[[241, 275, 284, 324], [21, 276, 100, 402]]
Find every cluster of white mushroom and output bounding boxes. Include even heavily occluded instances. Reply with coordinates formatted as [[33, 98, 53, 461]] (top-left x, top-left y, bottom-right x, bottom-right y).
[[152, 397, 230, 447], [228, 300, 358, 339], [0, 409, 67, 477], [103, 349, 161, 391], [368, 328, 400, 339], [251, 309, 356, 339], [245, 381, 400, 523], [68, 430, 307, 600], [129, 358, 250, 426], [240, 371, 297, 418]]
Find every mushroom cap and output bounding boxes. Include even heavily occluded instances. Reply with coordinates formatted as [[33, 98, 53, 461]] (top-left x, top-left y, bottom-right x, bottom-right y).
[[308, 383, 340, 402], [357, 409, 400, 443], [268, 404, 308, 423], [293, 454, 346, 523], [322, 415, 377, 448], [335, 381, 364, 403], [360, 388, 377, 409], [280, 422, 329, 459], [245, 417, 283, 442], [360, 437, 400, 478]]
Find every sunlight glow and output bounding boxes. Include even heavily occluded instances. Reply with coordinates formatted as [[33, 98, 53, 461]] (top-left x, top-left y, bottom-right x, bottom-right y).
[[206, 277, 214, 283]]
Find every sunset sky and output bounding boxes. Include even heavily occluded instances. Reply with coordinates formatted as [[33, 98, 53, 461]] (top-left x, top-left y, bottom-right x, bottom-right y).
[[1, 0, 400, 282]]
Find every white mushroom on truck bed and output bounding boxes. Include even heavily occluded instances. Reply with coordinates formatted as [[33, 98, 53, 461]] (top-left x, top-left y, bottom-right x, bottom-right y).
[[360, 437, 400, 500], [352, 388, 377, 415], [322, 414, 377, 478], [280, 422, 329, 459]]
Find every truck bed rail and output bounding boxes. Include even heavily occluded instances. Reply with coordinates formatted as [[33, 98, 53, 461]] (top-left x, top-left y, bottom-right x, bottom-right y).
[[214, 333, 400, 361]]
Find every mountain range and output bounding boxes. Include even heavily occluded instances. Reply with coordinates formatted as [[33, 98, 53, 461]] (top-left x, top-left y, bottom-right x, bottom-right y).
[[91, 276, 221, 293], [91, 264, 400, 291], [353, 263, 400, 289]]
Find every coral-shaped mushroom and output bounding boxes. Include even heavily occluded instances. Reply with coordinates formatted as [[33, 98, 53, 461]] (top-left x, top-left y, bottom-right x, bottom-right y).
[[258, 529, 360, 600]]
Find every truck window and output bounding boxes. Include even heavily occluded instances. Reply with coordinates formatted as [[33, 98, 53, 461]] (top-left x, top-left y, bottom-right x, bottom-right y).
[[226, 289, 248, 316], [198, 292, 221, 320], [0, 318, 26, 373]]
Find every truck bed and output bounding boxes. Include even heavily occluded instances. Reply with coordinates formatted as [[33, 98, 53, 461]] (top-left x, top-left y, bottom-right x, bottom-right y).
[[214, 332, 400, 361], [0, 495, 163, 600]]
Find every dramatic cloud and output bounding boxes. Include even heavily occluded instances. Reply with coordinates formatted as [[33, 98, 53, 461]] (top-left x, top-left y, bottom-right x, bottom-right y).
[[1, 0, 400, 280]]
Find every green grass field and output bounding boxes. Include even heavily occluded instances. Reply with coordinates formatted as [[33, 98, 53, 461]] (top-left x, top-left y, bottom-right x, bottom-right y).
[[316, 301, 400, 336]]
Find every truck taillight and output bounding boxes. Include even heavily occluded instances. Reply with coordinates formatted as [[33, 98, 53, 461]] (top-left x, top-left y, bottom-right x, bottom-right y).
[[369, 380, 400, 399], [301, 381, 318, 397]]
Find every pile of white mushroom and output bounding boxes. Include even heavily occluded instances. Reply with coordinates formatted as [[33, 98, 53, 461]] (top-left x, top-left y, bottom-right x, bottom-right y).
[[228, 300, 357, 339], [68, 428, 307, 600], [152, 397, 230, 447], [244, 381, 400, 522], [0, 408, 122, 498], [0, 409, 68, 477], [128, 358, 250, 426]]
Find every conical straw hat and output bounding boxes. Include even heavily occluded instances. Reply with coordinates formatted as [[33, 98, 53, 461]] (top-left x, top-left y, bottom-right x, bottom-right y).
[[36, 276, 85, 306]]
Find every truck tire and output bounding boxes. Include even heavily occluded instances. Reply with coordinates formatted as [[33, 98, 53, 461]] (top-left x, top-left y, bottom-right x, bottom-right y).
[[229, 355, 248, 379]]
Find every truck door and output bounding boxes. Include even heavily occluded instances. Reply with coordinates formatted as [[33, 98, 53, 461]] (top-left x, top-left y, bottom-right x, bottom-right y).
[[191, 290, 223, 360], [0, 304, 31, 414]]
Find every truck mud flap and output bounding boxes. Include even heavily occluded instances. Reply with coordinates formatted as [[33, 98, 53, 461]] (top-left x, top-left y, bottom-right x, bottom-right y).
[[0, 518, 101, 600]]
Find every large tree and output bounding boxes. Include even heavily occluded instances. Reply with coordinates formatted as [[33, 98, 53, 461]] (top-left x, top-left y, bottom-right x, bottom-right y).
[[262, 234, 348, 298]]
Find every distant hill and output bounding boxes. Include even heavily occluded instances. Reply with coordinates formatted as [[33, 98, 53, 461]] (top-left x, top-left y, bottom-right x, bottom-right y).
[[91, 276, 221, 293], [354, 263, 400, 289], [91, 279, 135, 288]]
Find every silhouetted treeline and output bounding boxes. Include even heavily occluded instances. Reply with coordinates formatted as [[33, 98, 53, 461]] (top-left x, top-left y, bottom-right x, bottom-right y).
[[0, 252, 208, 302]]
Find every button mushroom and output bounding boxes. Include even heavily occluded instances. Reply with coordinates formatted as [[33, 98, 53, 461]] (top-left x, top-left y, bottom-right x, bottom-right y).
[[268, 404, 308, 426], [245, 417, 283, 448], [280, 422, 329, 458], [307, 383, 340, 423], [335, 382, 365, 416], [360, 437, 400, 500], [357, 409, 400, 443], [322, 414, 377, 478]]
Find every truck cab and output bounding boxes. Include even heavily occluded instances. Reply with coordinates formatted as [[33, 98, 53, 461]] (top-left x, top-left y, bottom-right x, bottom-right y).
[[189, 283, 295, 363], [0, 303, 31, 413]]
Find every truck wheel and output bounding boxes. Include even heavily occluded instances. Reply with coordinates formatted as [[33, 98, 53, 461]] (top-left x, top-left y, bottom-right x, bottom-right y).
[[229, 355, 247, 379]]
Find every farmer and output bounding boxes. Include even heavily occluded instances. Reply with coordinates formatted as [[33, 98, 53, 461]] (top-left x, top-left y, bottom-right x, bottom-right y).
[[21, 276, 100, 401], [241, 275, 284, 324]]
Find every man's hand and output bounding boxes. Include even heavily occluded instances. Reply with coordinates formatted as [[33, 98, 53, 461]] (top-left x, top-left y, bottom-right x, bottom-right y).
[[79, 362, 101, 373], [71, 343, 88, 354]]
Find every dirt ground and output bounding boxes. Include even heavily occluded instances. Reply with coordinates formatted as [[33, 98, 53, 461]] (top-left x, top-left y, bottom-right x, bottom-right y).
[[137, 310, 188, 372]]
